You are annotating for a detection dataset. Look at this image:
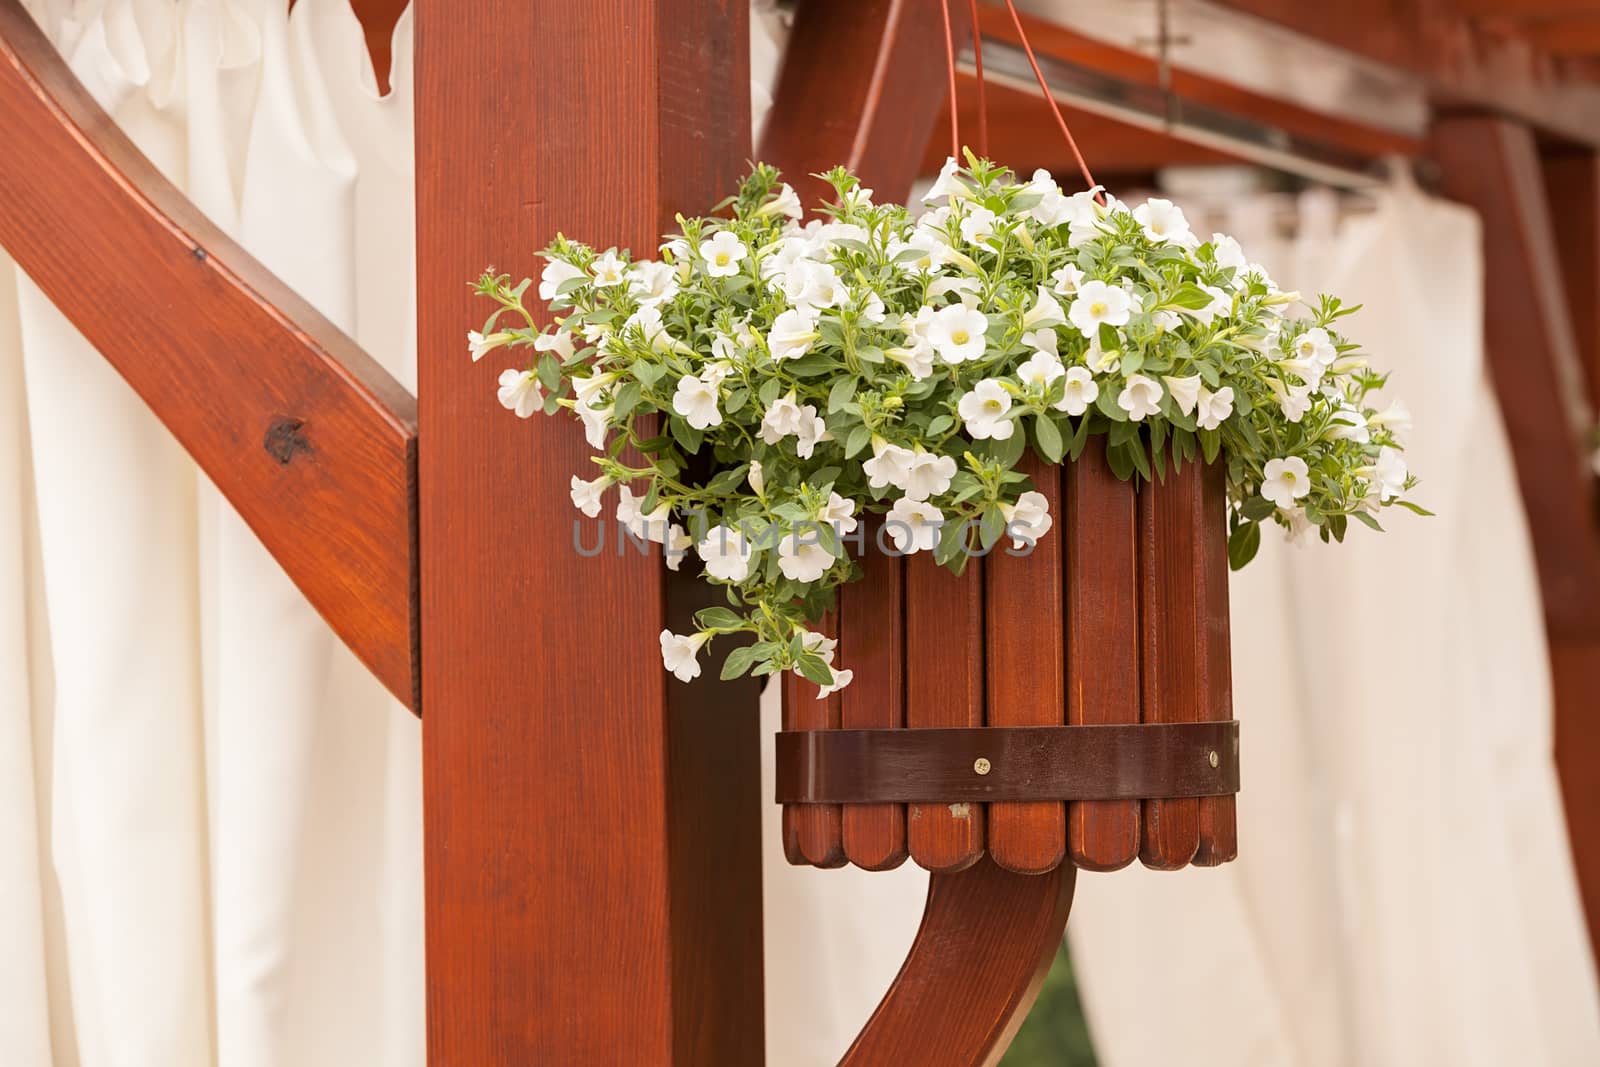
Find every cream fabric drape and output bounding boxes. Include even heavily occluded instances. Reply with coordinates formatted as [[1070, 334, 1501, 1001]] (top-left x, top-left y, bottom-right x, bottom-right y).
[[1068, 173, 1600, 1067], [2, 2, 421, 1064]]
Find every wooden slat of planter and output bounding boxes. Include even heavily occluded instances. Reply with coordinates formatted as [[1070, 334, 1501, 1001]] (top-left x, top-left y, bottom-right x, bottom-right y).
[[985, 455, 1067, 874], [840, 532, 909, 871], [0, 0, 418, 709], [1193, 461, 1238, 865], [1065, 440, 1142, 871], [906, 554, 986, 872], [783, 609, 846, 868], [1138, 457, 1204, 870], [416, 1, 763, 1063]]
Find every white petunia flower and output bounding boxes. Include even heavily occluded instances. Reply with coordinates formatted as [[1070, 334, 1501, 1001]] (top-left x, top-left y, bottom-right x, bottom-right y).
[[959, 205, 998, 246], [1261, 457, 1311, 508], [1000, 490, 1053, 548], [591, 249, 627, 287], [569, 473, 609, 518], [617, 486, 673, 543], [777, 531, 835, 582], [801, 629, 839, 663], [1133, 198, 1193, 245], [793, 412, 828, 459], [1268, 377, 1313, 422], [1023, 286, 1066, 329], [768, 308, 819, 361], [1026, 169, 1072, 226], [534, 328, 575, 361], [748, 459, 765, 497], [783, 260, 845, 310], [663, 524, 694, 572], [929, 304, 989, 363], [1068, 280, 1132, 337], [538, 258, 586, 300], [497, 369, 542, 418], [1189, 284, 1233, 327], [815, 666, 854, 698], [1374, 446, 1407, 500], [760, 390, 807, 444], [628, 260, 680, 306], [1368, 399, 1412, 441], [469, 330, 513, 362], [1292, 326, 1337, 368], [1152, 310, 1182, 331], [1021, 327, 1058, 356], [1050, 263, 1086, 296], [817, 492, 859, 536], [701, 231, 748, 277], [577, 402, 613, 448], [958, 379, 1015, 440], [659, 629, 710, 682], [626, 305, 673, 351], [1195, 385, 1234, 431], [1018, 350, 1066, 392], [884, 498, 944, 554], [927, 275, 982, 303], [864, 440, 917, 492], [1056, 366, 1098, 415], [923, 157, 970, 203], [903, 450, 958, 502], [1117, 374, 1163, 420], [697, 526, 753, 581], [757, 183, 803, 221], [1210, 233, 1247, 272], [672, 374, 722, 430], [1325, 405, 1370, 443], [1085, 336, 1121, 376], [1163, 374, 1203, 417], [887, 344, 936, 379]]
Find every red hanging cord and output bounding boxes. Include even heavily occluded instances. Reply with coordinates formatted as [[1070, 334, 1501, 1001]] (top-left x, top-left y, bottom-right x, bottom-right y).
[[1002, 0, 1102, 201], [939, 0, 961, 159], [967, 0, 988, 158]]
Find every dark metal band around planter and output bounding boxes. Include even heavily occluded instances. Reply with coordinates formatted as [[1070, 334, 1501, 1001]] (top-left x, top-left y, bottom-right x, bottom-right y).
[[774, 721, 1239, 804]]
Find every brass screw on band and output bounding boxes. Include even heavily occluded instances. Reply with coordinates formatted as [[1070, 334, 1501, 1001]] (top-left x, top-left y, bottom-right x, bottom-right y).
[[973, 757, 992, 776], [1208, 750, 1220, 768]]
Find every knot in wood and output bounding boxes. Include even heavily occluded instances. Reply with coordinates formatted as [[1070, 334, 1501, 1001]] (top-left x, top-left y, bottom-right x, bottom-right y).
[[264, 417, 312, 465]]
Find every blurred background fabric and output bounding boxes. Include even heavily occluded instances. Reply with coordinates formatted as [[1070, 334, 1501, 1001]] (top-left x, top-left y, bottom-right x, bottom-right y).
[[3, 2, 1599, 1066]]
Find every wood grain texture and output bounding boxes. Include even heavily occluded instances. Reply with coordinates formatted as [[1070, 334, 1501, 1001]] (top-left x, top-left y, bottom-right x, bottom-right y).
[[905, 554, 986, 872], [417, 2, 761, 1063], [0, 0, 419, 709], [1065, 439, 1142, 871], [841, 857, 1076, 1067], [1436, 118, 1600, 973], [759, 0, 972, 205], [1541, 151, 1600, 412], [783, 609, 846, 868], [984, 454, 1066, 874], [840, 534, 909, 871], [1137, 459, 1203, 870], [1192, 461, 1238, 866]]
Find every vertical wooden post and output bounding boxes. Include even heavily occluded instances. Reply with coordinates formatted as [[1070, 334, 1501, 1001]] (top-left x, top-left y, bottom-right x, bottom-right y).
[[415, 2, 762, 1063]]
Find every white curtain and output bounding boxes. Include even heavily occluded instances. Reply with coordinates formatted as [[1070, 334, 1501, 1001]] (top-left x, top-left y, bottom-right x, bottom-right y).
[[2, 2, 422, 1064], [1068, 173, 1600, 1067]]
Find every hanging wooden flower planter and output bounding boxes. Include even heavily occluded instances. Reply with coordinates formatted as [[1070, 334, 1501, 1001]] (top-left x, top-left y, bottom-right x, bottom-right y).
[[777, 446, 1238, 874]]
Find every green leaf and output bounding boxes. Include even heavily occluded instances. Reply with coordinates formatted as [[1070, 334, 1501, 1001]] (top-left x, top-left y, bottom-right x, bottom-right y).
[[612, 381, 642, 420], [1241, 495, 1276, 522], [828, 377, 858, 414], [537, 353, 562, 392], [1227, 521, 1261, 570], [796, 653, 835, 687], [633, 361, 666, 388], [1034, 414, 1064, 463], [844, 424, 872, 459], [696, 607, 746, 630], [1350, 510, 1385, 532], [1391, 499, 1435, 517], [1166, 283, 1216, 310], [718, 644, 762, 682]]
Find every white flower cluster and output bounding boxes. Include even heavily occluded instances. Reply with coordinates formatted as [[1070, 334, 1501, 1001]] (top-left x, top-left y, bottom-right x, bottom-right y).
[[471, 156, 1421, 691]]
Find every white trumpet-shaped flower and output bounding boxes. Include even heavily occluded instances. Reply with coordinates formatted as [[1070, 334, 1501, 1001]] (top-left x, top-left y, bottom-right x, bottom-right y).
[[672, 373, 722, 429], [1117, 374, 1163, 420], [958, 379, 1015, 440], [885, 498, 944, 554], [497, 369, 542, 418], [1261, 457, 1311, 508], [659, 630, 710, 682], [1068, 280, 1131, 337], [1056, 366, 1099, 415]]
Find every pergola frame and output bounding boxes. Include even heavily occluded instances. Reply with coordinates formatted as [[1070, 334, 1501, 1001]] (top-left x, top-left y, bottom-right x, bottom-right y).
[[2, 0, 1599, 1062]]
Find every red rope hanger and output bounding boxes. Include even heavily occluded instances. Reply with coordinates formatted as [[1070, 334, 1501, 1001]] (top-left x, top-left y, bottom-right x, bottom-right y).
[[939, 0, 1103, 202]]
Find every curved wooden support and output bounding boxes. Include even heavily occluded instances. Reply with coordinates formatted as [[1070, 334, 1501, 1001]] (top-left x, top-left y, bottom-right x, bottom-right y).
[[0, 0, 420, 710], [842, 857, 1075, 1066]]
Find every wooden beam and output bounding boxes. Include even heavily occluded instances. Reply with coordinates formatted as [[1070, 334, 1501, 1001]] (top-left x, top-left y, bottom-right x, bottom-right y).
[[760, 0, 973, 204], [1517, 15, 1600, 56], [1542, 150, 1600, 410], [415, 1, 762, 1063], [0, 0, 419, 709], [1433, 116, 1600, 971], [1456, 0, 1600, 17]]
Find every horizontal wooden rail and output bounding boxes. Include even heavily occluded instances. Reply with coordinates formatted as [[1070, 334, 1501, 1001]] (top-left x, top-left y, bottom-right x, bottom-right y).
[[0, 0, 420, 711]]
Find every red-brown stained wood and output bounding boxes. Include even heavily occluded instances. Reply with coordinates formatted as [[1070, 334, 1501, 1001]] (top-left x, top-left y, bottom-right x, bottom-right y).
[[1192, 461, 1238, 865], [0, 0, 419, 709], [1065, 440, 1142, 871], [759, 0, 972, 205], [1137, 457, 1204, 870], [417, 2, 762, 1064], [842, 857, 1075, 1067], [985, 454, 1066, 874], [840, 532, 909, 871], [905, 553, 986, 872], [782, 609, 846, 868], [1436, 117, 1600, 975]]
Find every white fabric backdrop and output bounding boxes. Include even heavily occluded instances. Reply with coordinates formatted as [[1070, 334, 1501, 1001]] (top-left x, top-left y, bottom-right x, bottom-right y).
[[3, 3, 1597, 1065], [1067, 175, 1600, 1067]]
